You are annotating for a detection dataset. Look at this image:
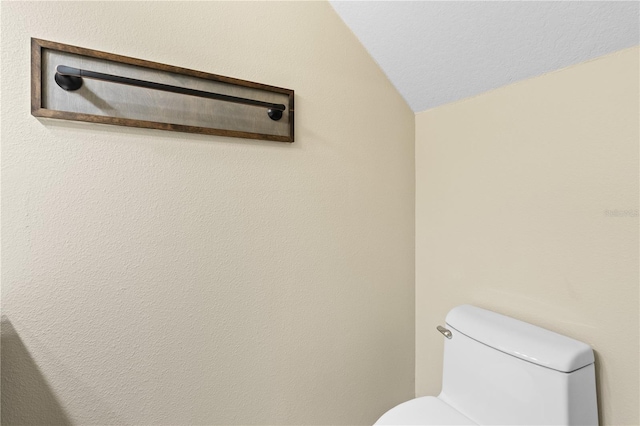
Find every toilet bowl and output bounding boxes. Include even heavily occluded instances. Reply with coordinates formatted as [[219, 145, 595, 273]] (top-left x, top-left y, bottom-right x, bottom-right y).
[[375, 305, 599, 425], [376, 396, 475, 425]]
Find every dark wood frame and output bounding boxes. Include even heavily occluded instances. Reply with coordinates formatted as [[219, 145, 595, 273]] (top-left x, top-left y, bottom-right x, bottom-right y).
[[31, 38, 295, 142]]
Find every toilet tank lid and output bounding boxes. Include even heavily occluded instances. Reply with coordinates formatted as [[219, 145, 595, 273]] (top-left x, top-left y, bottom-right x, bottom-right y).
[[445, 305, 594, 373]]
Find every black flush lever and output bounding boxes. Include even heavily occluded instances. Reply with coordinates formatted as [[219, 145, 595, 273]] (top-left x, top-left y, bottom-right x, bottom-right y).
[[54, 65, 286, 121]]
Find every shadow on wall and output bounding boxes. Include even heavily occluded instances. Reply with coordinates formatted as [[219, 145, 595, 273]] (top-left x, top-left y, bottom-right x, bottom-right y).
[[593, 350, 604, 426], [1, 316, 71, 426]]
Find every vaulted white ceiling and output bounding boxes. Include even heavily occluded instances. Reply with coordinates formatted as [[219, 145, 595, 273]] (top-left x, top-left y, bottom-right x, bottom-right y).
[[330, 1, 639, 112]]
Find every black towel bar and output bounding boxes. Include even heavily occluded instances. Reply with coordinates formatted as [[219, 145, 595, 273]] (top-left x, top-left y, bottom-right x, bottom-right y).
[[54, 65, 286, 121]]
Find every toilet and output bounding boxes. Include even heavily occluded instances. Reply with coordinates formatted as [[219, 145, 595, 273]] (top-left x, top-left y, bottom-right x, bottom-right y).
[[375, 305, 598, 425]]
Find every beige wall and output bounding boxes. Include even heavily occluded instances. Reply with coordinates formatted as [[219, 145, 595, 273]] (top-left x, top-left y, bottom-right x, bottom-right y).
[[1, 2, 415, 424], [416, 47, 639, 425]]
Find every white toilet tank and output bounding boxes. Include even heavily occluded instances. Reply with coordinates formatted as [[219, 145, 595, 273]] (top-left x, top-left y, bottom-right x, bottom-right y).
[[438, 305, 598, 425]]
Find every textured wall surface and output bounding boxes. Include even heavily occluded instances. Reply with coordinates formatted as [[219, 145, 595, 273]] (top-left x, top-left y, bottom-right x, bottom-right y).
[[1, 2, 415, 424], [331, 1, 639, 112], [415, 47, 639, 425]]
